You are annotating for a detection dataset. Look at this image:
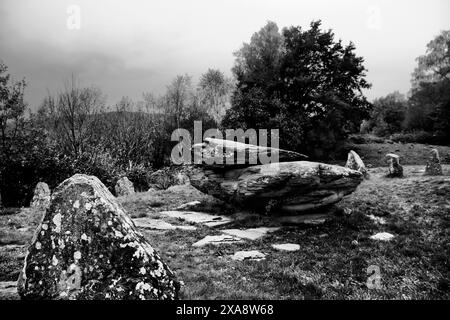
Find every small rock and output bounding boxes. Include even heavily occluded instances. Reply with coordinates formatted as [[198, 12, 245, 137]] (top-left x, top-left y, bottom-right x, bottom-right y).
[[30, 182, 51, 210], [114, 177, 135, 197], [370, 232, 395, 241], [161, 211, 232, 227], [272, 243, 300, 252], [231, 250, 266, 261], [193, 235, 243, 247], [176, 201, 202, 211], [351, 240, 359, 246]]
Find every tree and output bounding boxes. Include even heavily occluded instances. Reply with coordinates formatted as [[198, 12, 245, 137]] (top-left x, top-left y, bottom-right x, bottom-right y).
[[223, 21, 372, 158], [39, 76, 105, 156], [165, 74, 194, 130], [198, 69, 233, 124], [369, 91, 407, 136], [412, 30, 450, 89], [0, 62, 27, 156], [406, 30, 450, 139]]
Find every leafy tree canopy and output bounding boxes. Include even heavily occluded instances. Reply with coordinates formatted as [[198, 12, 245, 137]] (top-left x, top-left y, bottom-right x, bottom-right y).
[[223, 21, 372, 158]]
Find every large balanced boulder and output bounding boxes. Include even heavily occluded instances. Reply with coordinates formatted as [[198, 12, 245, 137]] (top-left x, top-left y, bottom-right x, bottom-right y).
[[345, 150, 369, 179], [18, 174, 179, 300], [386, 153, 403, 178], [114, 177, 135, 197], [30, 182, 51, 210], [188, 161, 363, 214], [193, 138, 307, 168], [425, 148, 443, 176]]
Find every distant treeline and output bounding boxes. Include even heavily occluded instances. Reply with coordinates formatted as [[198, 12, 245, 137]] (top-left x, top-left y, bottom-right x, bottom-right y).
[[361, 31, 450, 145], [1, 21, 449, 206]]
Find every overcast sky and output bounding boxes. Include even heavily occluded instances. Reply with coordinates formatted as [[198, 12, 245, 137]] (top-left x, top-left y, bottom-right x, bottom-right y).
[[1, 0, 449, 110]]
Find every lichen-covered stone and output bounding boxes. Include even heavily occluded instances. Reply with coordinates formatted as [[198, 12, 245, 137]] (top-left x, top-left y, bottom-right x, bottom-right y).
[[114, 177, 135, 197], [187, 161, 363, 214], [18, 174, 179, 300], [345, 150, 369, 179], [386, 153, 403, 178], [425, 149, 442, 176], [30, 182, 51, 210]]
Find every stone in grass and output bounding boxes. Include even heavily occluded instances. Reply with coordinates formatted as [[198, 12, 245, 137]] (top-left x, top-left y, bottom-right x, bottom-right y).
[[272, 243, 300, 252], [370, 232, 395, 241], [222, 227, 280, 241], [18, 174, 179, 300], [161, 211, 232, 227], [114, 177, 135, 197], [231, 250, 266, 261], [425, 148, 443, 176], [386, 154, 403, 178], [346, 150, 370, 179], [192, 235, 243, 247], [176, 201, 202, 211], [30, 182, 51, 210], [133, 217, 197, 231]]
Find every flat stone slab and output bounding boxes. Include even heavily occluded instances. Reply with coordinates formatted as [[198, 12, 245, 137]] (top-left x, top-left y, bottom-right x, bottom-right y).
[[161, 211, 232, 227], [176, 201, 202, 210], [231, 250, 266, 261], [193, 235, 243, 247], [272, 243, 300, 252], [222, 227, 280, 240], [370, 232, 395, 241], [133, 217, 197, 231]]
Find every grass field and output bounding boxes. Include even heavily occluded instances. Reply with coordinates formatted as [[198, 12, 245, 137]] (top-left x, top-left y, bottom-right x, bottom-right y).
[[1, 142, 449, 300]]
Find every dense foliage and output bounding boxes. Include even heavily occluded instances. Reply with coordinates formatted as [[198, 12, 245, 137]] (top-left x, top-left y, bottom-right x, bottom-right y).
[[365, 30, 450, 144], [222, 21, 372, 159]]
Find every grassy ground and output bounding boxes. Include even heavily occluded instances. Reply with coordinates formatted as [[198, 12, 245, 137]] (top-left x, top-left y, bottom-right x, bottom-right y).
[[1, 143, 449, 299]]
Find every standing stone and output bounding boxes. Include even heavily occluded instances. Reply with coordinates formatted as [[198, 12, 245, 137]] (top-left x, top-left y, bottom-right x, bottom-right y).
[[114, 177, 135, 197], [30, 182, 51, 210], [425, 149, 443, 176], [18, 174, 179, 300], [345, 150, 369, 179], [386, 154, 403, 178]]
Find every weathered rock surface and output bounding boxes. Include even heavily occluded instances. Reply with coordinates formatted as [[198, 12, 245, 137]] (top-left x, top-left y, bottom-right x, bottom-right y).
[[114, 177, 135, 197], [18, 174, 179, 300], [176, 200, 202, 211], [188, 161, 363, 214], [370, 232, 394, 241], [222, 227, 280, 240], [425, 149, 443, 176], [231, 250, 266, 261], [161, 210, 232, 227], [345, 150, 369, 179], [192, 235, 243, 247], [30, 182, 51, 210], [272, 244, 300, 252], [192, 138, 307, 168], [386, 153, 403, 178], [133, 217, 197, 231]]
